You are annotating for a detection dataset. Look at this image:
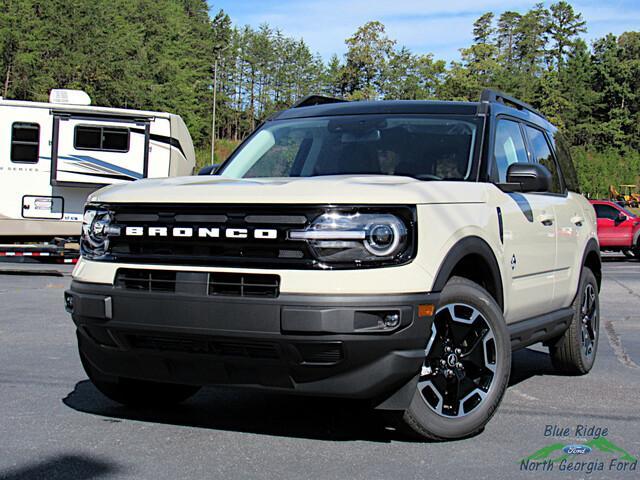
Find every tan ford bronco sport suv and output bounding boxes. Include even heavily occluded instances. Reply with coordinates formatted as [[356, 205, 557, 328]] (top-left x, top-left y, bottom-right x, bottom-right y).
[[66, 90, 601, 440]]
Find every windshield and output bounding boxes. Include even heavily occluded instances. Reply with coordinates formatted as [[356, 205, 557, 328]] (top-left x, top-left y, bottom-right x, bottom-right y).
[[219, 115, 479, 180]]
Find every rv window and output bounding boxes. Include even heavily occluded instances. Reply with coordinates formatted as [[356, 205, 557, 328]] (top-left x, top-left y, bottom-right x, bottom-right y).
[[11, 123, 40, 163], [75, 126, 129, 152]]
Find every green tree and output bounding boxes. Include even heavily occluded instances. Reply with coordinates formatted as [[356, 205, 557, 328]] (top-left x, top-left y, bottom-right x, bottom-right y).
[[513, 3, 549, 99], [323, 53, 345, 97], [342, 21, 395, 99], [548, 1, 586, 67], [380, 47, 443, 100], [559, 39, 598, 145]]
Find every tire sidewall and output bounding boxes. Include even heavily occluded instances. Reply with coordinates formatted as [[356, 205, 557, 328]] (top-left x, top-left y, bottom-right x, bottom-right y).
[[573, 268, 600, 371], [405, 277, 511, 439]]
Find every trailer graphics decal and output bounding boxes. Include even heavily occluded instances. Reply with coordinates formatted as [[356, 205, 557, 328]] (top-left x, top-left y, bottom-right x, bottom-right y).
[[56, 154, 143, 180]]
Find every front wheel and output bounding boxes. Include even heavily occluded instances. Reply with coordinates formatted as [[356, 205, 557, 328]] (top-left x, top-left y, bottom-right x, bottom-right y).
[[400, 277, 511, 440]]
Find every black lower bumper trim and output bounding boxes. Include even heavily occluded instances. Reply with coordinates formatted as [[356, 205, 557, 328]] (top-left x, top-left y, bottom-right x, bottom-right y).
[[67, 280, 438, 404]]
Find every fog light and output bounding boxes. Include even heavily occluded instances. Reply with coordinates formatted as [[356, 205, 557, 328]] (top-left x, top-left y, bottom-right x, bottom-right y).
[[384, 313, 400, 328], [64, 294, 74, 312]]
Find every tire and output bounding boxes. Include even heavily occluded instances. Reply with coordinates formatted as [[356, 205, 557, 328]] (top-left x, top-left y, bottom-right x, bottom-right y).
[[549, 267, 599, 375], [400, 276, 511, 440], [79, 349, 201, 407]]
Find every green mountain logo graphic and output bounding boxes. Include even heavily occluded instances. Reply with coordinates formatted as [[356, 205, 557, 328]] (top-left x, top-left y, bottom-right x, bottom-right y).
[[521, 438, 637, 463]]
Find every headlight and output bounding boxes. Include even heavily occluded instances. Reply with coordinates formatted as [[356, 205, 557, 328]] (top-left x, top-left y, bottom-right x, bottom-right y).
[[80, 206, 118, 258], [289, 212, 411, 265]]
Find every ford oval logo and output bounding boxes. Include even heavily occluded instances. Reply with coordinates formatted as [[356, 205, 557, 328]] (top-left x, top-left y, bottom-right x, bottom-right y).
[[563, 444, 592, 455]]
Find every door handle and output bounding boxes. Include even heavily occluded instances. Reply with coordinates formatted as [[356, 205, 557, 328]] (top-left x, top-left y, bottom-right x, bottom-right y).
[[538, 213, 555, 226], [571, 215, 584, 227]]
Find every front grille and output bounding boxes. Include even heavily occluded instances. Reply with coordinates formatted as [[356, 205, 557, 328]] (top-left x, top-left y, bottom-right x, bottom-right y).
[[209, 272, 279, 298], [115, 269, 177, 292], [106, 204, 320, 269], [115, 269, 280, 298], [126, 333, 280, 359]]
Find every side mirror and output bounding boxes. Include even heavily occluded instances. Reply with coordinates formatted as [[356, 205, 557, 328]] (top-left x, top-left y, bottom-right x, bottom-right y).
[[615, 213, 627, 224], [506, 163, 552, 193], [198, 164, 219, 176]]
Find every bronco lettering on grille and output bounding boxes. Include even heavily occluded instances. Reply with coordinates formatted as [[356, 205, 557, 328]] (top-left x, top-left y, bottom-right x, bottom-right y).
[[124, 226, 278, 239]]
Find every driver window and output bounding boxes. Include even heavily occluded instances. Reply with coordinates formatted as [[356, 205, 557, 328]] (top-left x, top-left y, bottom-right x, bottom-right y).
[[493, 119, 529, 183], [593, 204, 621, 220]]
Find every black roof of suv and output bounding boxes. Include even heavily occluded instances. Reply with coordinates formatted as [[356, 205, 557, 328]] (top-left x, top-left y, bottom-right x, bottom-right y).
[[272, 90, 555, 133]]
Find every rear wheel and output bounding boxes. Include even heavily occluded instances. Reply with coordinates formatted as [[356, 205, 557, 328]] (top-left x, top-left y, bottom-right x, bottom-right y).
[[79, 349, 201, 406], [400, 277, 511, 440], [549, 267, 599, 374]]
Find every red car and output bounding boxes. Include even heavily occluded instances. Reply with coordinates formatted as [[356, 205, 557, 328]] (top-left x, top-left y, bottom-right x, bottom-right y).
[[590, 200, 640, 257]]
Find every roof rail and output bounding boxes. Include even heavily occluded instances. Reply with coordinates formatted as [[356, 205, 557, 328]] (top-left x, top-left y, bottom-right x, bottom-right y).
[[480, 89, 547, 120], [292, 95, 347, 109]]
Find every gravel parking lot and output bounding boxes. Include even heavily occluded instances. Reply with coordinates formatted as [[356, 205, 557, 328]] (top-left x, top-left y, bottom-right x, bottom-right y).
[[0, 258, 638, 480]]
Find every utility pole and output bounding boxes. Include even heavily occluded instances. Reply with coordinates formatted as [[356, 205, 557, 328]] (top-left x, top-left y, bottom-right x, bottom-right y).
[[211, 58, 218, 165], [211, 44, 231, 166]]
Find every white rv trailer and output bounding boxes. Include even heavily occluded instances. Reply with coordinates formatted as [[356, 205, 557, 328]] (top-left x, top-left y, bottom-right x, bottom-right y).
[[0, 89, 196, 242]]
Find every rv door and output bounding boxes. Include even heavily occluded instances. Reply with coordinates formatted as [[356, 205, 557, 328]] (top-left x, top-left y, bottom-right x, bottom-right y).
[[51, 114, 150, 186]]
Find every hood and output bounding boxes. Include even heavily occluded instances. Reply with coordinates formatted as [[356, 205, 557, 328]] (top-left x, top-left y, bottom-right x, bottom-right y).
[[89, 175, 488, 205]]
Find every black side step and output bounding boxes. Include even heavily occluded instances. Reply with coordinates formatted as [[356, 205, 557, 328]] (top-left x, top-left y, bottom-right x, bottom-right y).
[[508, 308, 574, 351]]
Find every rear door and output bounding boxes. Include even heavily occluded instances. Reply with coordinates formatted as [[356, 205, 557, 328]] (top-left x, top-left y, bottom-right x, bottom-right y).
[[492, 118, 557, 322], [52, 114, 150, 186], [522, 125, 580, 311]]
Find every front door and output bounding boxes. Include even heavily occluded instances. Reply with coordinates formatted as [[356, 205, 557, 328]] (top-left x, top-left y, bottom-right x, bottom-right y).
[[593, 203, 634, 247], [492, 118, 557, 322]]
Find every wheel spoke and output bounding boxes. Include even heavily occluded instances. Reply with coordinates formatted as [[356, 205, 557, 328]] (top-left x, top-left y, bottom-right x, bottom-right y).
[[442, 376, 461, 416], [458, 388, 488, 417], [459, 325, 490, 358]]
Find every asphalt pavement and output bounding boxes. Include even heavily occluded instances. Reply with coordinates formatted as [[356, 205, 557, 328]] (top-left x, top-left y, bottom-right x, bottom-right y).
[[0, 258, 638, 479]]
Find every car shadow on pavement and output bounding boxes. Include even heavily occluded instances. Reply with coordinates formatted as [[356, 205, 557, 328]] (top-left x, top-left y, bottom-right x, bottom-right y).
[[63, 380, 410, 443], [509, 347, 561, 387], [63, 349, 562, 443], [0, 454, 121, 480]]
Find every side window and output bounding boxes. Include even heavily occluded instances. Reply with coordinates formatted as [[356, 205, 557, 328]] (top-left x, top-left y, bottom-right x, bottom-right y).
[[493, 119, 529, 183], [593, 204, 620, 220], [524, 126, 562, 194], [549, 132, 579, 192], [75, 126, 129, 152], [11, 123, 40, 163]]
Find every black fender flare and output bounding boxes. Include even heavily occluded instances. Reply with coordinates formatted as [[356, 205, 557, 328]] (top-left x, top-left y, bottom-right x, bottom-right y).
[[432, 236, 504, 310], [579, 237, 602, 291]]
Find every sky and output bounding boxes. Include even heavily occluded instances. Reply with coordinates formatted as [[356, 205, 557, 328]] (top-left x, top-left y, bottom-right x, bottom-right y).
[[207, 0, 640, 63]]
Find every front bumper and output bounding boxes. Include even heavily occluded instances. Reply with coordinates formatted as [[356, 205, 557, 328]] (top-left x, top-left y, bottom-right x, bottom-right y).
[[66, 280, 437, 404]]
